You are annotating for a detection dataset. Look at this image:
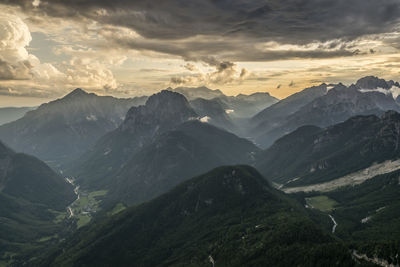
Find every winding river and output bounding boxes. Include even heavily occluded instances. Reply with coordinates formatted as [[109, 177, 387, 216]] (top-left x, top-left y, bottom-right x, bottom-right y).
[[65, 177, 80, 218]]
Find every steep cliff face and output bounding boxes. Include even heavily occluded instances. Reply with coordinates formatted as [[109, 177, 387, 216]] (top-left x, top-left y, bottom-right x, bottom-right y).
[[121, 90, 197, 134]]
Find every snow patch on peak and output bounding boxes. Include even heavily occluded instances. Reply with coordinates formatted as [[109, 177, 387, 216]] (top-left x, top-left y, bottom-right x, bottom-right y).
[[86, 114, 97, 121], [200, 116, 210, 123]]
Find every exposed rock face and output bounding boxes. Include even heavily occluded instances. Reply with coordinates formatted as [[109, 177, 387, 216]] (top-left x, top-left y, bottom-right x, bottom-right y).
[[355, 76, 399, 89], [251, 77, 400, 148], [121, 90, 197, 134]]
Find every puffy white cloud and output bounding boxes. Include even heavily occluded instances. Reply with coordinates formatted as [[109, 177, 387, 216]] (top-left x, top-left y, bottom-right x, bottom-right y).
[[64, 57, 117, 90], [0, 11, 118, 97], [0, 11, 66, 83], [0, 13, 32, 62], [0, 12, 33, 80]]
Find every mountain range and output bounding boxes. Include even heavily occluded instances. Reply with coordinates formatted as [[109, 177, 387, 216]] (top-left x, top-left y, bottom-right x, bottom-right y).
[[173, 86, 279, 118], [251, 76, 400, 148], [256, 110, 400, 188], [0, 89, 147, 168], [69, 90, 258, 206], [3, 76, 400, 266]]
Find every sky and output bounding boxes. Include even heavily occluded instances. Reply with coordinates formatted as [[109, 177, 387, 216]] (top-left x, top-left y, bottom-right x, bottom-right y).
[[0, 0, 400, 107]]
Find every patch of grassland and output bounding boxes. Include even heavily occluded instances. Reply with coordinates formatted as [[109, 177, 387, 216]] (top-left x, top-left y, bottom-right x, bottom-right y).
[[70, 190, 108, 228], [37, 234, 57, 243], [48, 209, 67, 224], [89, 190, 107, 198], [305, 195, 337, 212], [76, 215, 91, 229], [108, 203, 126, 216]]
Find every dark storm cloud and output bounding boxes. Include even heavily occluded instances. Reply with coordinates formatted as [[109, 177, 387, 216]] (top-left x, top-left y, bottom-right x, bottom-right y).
[[3, 0, 400, 64], [98, 28, 359, 62], [5, 0, 400, 43]]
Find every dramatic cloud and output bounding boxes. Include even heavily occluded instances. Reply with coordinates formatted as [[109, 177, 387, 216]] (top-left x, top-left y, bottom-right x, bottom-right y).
[[6, 0, 400, 42], [0, 59, 31, 80], [1, 0, 400, 103], [3, 0, 400, 63], [0, 12, 67, 83], [171, 59, 249, 87], [0, 11, 118, 97], [0, 12, 33, 80], [64, 57, 117, 90], [183, 63, 198, 72]]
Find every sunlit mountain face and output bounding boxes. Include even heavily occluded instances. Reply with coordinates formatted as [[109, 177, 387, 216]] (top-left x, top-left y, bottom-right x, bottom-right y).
[[2, 1, 400, 266]]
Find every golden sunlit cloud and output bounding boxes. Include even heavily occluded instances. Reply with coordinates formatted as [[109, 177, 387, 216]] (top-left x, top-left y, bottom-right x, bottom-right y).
[[0, 0, 399, 104]]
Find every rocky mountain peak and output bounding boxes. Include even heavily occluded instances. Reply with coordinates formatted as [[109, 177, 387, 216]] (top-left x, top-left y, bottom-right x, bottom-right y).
[[356, 76, 391, 89], [121, 90, 197, 133], [173, 86, 225, 100], [64, 88, 91, 99], [145, 90, 191, 111]]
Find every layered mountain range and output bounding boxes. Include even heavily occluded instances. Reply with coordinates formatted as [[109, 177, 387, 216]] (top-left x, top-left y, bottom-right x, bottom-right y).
[[70, 90, 258, 205], [0, 89, 147, 167], [251, 76, 400, 148], [3, 75, 400, 266], [173, 86, 279, 118]]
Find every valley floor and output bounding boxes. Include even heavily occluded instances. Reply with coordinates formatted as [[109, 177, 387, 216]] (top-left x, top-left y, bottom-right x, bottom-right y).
[[65, 178, 107, 228]]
